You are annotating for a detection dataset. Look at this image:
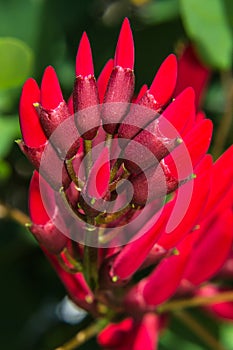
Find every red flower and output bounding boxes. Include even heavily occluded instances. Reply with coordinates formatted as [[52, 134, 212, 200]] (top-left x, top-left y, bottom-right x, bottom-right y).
[[18, 18, 233, 349]]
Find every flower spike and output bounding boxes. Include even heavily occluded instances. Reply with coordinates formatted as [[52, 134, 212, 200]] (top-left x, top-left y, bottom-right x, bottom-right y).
[[17, 18, 233, 350], [41, 66, 64, 110], [76, 32, 94, 77], [114, 18, 134, 70]]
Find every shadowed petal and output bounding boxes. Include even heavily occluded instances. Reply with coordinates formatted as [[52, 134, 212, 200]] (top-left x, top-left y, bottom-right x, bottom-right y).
[[86, 147, 110, 199], [97, 59, 114, 103]]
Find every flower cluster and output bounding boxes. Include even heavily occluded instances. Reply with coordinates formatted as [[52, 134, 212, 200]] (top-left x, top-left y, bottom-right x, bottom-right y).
[[18, 19, 233, 349]]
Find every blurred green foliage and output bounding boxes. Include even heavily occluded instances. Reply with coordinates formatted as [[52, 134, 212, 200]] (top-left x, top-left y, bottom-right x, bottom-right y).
[[0, 0, 232, 349]]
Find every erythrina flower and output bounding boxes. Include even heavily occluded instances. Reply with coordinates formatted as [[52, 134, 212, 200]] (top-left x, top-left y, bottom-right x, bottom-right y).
[[18, 18, 233, 350]]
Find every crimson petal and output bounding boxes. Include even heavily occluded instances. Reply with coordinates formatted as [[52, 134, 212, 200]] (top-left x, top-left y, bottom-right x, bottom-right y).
[[76, 32, 94, 77], [19, 78, 46, 147], [114, 18, 134, 70], [41, 66, 63, 110]]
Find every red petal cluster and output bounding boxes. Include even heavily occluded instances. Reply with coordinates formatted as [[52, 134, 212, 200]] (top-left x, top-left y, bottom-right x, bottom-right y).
[[18, 18, 233, 350]]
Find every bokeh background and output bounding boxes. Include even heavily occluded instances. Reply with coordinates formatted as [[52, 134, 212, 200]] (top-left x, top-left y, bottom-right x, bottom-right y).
[[0, 0, 232, 349]]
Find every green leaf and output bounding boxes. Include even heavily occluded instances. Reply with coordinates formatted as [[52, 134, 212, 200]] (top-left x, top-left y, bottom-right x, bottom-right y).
[[180, 0, 233, 69], [0, 115, 20, 158], [0, 38, 34, 89], [140, 0, 180, 24]]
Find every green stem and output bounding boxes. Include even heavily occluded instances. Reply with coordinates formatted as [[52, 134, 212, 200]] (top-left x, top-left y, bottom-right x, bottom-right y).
[[0, 202, 30, 226], [65, 158, 84, 189], [54, 318, 108, 350], [157, 290, 233, 313], [84, 140, 93, 177], [83, 221, 99, 291]]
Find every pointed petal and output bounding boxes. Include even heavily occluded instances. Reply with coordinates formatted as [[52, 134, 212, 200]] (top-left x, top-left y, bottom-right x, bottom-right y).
[[114, 18, 134, 69], [76, 32, 94, 77], [28, 171, 67, 254], [149, 54, 177, 106], [97, 58, 114, 103], [19, 78, 46, 147], [162, 87, 195, 135], [183, 119, 213, 168], [110, 204, 172, 280], [44, 250, 94, 310], [202, 145, 233, 217], [184, 209, 233, 286], [158, 155, 212, 249], [142, 234, 193, 306], [165, 119, 213, 179], [133, 84, 148, 103], [41, 66, 63, 110], [29, 171, 50, 224]]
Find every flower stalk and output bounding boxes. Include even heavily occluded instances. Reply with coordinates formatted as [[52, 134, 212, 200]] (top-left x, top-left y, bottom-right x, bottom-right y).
[[157, 290, 233, 313], [54, 318, 108, 350]]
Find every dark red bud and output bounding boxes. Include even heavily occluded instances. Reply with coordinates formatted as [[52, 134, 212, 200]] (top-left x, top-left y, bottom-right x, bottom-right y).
[[29, 222, 67, 254], [102, 66, 135, 134], [118, 93, 159, 141], [37, 102, 80, 159], [130, 161, 178, 206], [38, 101, 70, 138], [18, 140, 70, 190], [73, 76, 100, 139], [123, 119, 180, 174], [17, 139, 45, 170]]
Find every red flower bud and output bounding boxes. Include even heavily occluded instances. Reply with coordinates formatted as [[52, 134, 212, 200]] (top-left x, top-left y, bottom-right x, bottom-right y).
[[102, 18, 135, 134], [73, 32, 100, 139]]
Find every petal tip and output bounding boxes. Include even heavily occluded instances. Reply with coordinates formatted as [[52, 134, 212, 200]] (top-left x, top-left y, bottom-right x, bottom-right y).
[[76, 32, 94, 77], [41, 66, 63, 110], [149, 54, 178, 105], [114, 18, 134, 69]]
